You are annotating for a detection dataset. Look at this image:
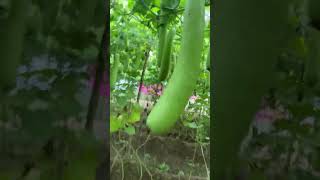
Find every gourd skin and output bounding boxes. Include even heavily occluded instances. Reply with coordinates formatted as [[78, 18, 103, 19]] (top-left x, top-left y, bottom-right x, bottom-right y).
[[157, 25, 167, 67], [0, 0, 29, 88], [169, 54, 176, 78], [213, 0, 294, 178], [309, 0, 320, 24], [157, 0, 172, 67], [306, 1, 320, 86], [159, 28, 175, 81], [305, 27, 320, 86], [147, 0, 205, 134], [206, 50, 210, 71]]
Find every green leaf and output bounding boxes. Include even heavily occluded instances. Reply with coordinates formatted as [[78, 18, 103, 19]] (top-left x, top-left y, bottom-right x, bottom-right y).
[[127, 104, 142, 123], [128, 0, 135, 10], [274, 120, 310, 135], [110, 115, 124, 133], [153, 0, 160, 7], [161, 0, 180, 9], [186, 122, 198, 129], [287, 103, 315, 119], [132, 0, 153, 15], [124, 125, 135, 135]]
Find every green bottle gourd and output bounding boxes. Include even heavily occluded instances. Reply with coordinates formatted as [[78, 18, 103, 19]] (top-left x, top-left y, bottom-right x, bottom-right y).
[[157, 25, 167, 67], [147, 0, 205, 134], [168, 53, 176, 79], [157, 0, 171, 67], [213, 0, 294, 178], [0, 0, 29, 88], [206, 50, 210, 71], [159, 28, 175, 81], [309, 0, 320, 28], [206, 50, 210, 86], [304, 27, 320, 87], [306, 0, 320, 87]]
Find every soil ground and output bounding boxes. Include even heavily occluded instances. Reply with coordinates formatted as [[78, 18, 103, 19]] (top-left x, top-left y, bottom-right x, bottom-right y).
[[110, 131, 210, 180]]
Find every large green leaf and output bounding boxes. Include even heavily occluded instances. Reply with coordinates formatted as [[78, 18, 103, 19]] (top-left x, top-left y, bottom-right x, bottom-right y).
[[127, 104, 142, 123], [110, 115, 124, 133], [124, 125, 136, 135]]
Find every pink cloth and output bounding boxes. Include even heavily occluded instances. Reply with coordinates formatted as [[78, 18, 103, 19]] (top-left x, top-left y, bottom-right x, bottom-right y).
[[254, 105, 288, 123], [138, 84, 198, 100], [140, 84, 149, 95], [138, 83, 163, 96]]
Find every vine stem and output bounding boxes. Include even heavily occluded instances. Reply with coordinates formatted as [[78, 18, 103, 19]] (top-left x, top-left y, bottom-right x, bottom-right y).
[[200, 145, 210, 179], [137, 49, 151, 103]]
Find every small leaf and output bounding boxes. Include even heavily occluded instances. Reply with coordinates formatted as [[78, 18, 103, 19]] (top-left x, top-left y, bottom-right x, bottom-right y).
[[186, 122, 198, 129], [110, 116, 123, 133], [127, 104, 142, 123], [124, 125, 135, 135]]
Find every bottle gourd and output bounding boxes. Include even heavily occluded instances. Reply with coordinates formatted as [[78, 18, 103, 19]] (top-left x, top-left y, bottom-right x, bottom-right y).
[[213, 0, 294, 178], [147, 0, 205, 134]]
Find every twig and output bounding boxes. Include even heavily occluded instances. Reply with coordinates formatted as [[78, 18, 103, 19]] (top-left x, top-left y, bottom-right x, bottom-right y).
[[200, 145, 210, 179], [140, 0, 157, 17], [134, 134, 152, 179], [129, 14, 157, 32], [136, 134, 151, 152], [129, 143, 153, 180], [188, 144, 198, 179], [137, 49, 151, 103], [120, 155, 125, 180], [111, 144, 126, 171], [112, 143, 125, 180]]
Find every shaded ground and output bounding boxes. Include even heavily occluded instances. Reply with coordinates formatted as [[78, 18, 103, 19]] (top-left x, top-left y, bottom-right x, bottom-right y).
[[111, 132, 210, 180]]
